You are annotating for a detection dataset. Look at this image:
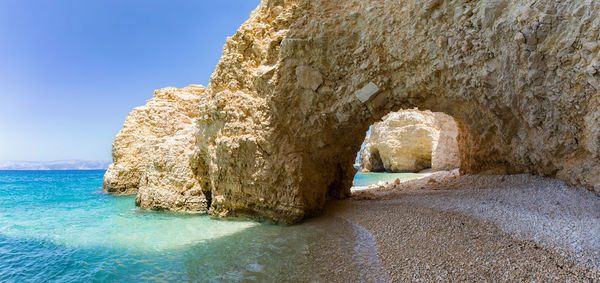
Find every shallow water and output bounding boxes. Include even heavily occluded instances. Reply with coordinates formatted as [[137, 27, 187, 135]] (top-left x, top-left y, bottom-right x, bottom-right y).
[[0, 170, 389, 282], [353, 171, 426, 187]]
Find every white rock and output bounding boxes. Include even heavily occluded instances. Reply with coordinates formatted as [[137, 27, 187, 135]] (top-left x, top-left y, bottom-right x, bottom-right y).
[[355, 82, 379, 102], [360, 110, 460, 172]]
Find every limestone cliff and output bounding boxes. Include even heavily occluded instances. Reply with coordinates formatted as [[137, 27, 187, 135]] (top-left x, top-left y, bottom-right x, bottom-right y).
[[106, 0, 600, 223], [359, 110, 459, 173], [359, 110, 435, 173], [104, 85, 209, 212], [432, 112, 461, 171]]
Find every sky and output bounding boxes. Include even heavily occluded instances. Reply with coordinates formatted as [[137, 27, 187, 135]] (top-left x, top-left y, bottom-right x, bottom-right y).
[[0, 0, 259, 162]]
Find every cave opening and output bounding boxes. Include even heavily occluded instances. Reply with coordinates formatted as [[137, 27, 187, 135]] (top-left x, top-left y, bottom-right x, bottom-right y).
[[312, 81, 485, 217], [349, 109, 461, 189]]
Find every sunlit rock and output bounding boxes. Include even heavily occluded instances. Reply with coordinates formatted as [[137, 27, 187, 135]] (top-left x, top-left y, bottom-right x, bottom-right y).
[[104, 86, 209, 213], [432, 112, 460, 171], [359, 110, 459, 173], [106, 0, 600, 223]]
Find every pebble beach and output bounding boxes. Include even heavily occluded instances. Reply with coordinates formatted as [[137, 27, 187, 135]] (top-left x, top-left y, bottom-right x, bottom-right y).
[[326, 171, 600, 281]]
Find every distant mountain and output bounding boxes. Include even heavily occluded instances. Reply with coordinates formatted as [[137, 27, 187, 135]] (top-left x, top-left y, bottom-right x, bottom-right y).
[[0, 160, 111, 170]]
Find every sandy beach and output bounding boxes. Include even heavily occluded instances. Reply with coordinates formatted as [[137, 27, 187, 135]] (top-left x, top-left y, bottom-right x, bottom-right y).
[[324, 171, 600, 281]]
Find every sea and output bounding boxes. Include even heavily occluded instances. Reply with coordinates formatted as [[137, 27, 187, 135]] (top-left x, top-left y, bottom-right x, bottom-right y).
[[0, 170, 420, 282]]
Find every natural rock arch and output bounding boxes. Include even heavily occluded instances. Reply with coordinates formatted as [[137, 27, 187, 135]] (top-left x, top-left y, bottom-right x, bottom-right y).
[[105, 0, 600, 223], [359, 110, 460, 173]]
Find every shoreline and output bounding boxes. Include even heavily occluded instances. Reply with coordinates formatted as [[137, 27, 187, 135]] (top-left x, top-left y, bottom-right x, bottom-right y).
[[326, 171, 600, 280]]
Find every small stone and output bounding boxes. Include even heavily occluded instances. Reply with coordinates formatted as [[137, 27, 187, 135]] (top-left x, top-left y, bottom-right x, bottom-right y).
[[514, 32, 525, 44], [256, 64, 276, 77], [295, 66, 323, 91], [354, 82, 379, 102]]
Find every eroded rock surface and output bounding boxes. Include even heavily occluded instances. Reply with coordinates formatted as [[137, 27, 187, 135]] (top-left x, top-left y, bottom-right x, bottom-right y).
[[106, 0, 600, 223], [104, 85, 209, 212], [359, 110, 459, 172], [359, 110, 456, 172], [432, 112, 461, 171]]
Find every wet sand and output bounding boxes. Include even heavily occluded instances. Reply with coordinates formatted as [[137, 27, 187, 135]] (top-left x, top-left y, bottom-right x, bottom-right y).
[[323, 171, 600, 281]]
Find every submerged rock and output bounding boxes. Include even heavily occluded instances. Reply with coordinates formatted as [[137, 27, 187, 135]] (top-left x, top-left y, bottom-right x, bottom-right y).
[[106, 0, 600, 223], [359, 110, 459, 173]]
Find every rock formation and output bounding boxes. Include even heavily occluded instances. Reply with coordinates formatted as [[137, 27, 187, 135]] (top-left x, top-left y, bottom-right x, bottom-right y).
[[432, 112, 461, 171], [104, 85, 209, 212], [105, 0, 600, 223], [359, 110, 459, 173]]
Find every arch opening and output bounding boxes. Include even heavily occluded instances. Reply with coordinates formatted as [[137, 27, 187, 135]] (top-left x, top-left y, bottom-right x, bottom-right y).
[[309, 98, 475, 210], [350, 109, 461, 191], [357, 109, 460, 174]]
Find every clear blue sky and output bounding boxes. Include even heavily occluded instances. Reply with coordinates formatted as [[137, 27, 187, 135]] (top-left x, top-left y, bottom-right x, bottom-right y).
[[0, 0, 259, 162]]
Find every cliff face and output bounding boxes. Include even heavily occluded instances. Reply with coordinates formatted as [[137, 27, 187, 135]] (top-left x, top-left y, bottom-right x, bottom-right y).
[[432, 112, 461, 171], [104, 86, 210, 212], [105, 0, 600, 223], [359, 110, 459, 173]]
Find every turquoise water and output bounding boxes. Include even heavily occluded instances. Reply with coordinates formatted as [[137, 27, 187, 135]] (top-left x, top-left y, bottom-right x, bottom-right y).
[[0, 170, 390, 282], [353, 171, 426, 187]]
